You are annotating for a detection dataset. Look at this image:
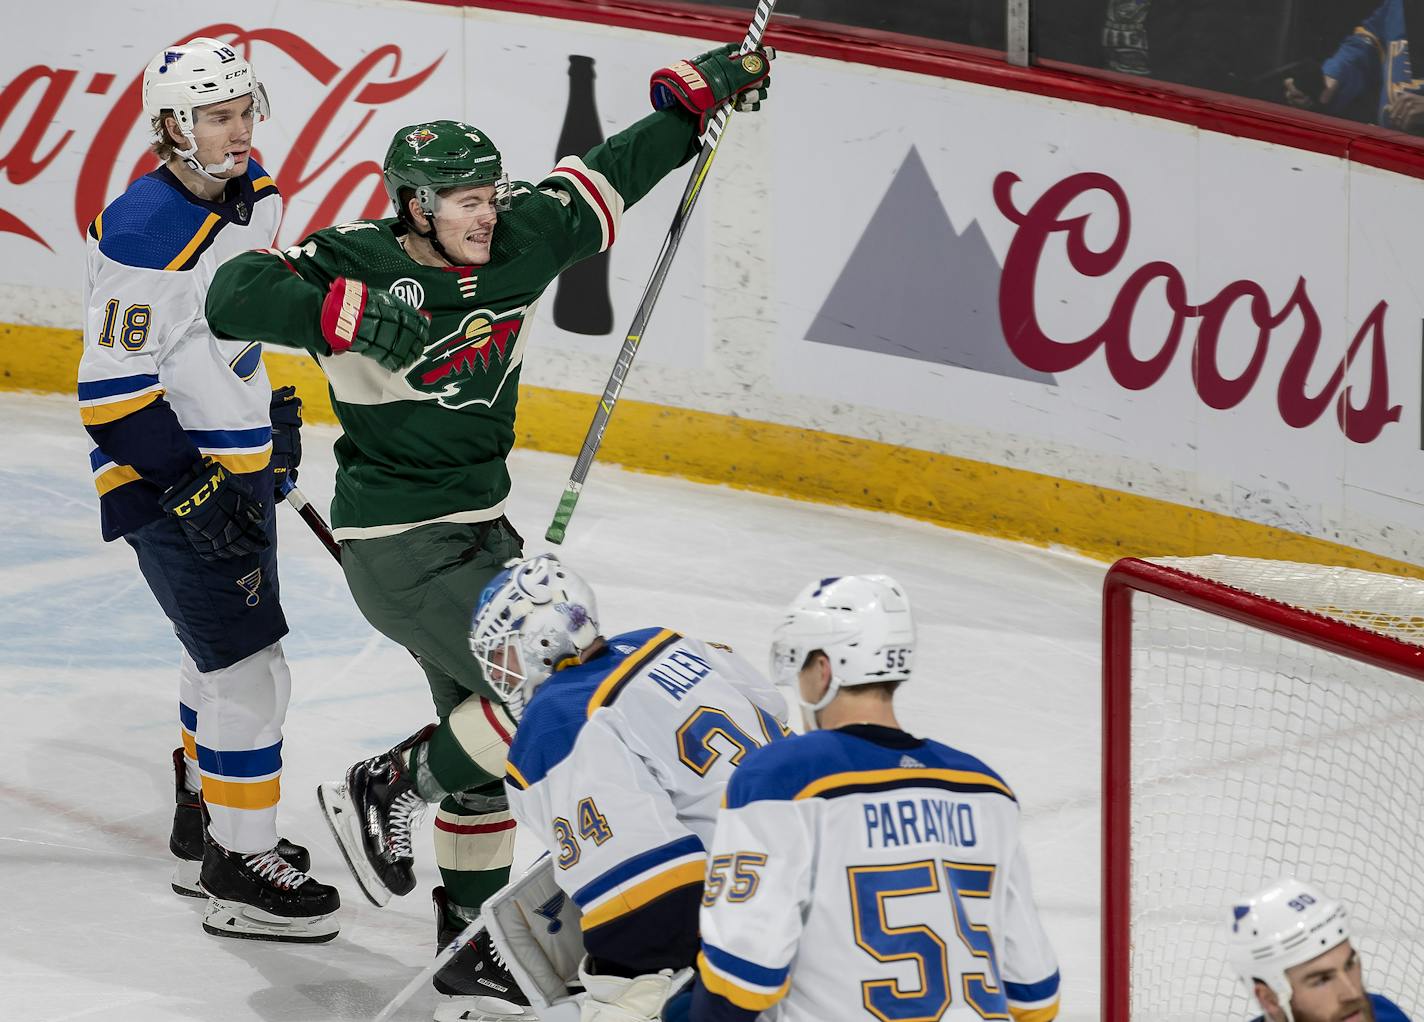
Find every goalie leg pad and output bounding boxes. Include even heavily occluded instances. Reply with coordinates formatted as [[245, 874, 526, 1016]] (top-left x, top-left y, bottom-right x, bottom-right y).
[[483, 857, 587, 1013]]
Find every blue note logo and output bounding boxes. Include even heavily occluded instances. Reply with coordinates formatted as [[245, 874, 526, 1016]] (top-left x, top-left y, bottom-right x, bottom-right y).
[[236, 569, 262, 608], [535, 891, 566, 934]]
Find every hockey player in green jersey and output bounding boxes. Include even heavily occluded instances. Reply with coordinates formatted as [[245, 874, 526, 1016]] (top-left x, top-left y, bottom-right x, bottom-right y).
[[206, 41, 771, 1017]]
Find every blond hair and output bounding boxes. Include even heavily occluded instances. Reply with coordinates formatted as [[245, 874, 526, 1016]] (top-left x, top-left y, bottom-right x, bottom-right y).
[[149, 113, 181, 162]]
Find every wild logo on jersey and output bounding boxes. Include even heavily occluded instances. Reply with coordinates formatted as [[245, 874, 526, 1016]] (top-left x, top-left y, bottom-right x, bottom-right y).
[[407, 306, 526, 409]]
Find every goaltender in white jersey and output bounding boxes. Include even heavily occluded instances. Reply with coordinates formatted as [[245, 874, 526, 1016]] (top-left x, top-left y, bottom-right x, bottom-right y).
[[688, 575, 1062, 1022], [467, 554, 789, 1020]]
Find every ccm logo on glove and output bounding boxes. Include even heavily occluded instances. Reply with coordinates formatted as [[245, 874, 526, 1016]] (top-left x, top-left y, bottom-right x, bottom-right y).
[[169, 464, 229, 516]]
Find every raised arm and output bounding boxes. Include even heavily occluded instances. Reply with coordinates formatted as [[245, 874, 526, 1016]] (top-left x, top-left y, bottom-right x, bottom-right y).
[[536, 42, 773, 272]]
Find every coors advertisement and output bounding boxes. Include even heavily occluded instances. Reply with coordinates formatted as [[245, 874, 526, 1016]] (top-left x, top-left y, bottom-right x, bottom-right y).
[[0, 0, 1420, 561]]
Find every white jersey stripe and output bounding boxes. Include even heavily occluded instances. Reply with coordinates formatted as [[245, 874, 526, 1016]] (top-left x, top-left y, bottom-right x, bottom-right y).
[[548, 157, 626, 253]]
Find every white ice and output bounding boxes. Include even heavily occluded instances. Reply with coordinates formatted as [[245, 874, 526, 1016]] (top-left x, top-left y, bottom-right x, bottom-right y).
[[0, 391, 1104, 1021]]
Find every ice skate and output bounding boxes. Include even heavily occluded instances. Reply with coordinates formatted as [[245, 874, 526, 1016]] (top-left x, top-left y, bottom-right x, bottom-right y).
[[199, 832, 340, 943], [317, 734, 429, 907], [432, 887, 535, 1021], [169, 747, 310, 897]]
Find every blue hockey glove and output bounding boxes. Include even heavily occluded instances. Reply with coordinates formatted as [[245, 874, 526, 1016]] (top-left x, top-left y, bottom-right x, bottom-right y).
[[269, 385, 303, 492]]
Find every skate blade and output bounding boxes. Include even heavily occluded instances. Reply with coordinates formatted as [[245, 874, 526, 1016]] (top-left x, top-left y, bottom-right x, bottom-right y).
[[171, 858, 206, 899], [317, 781, 393, 908], [433, 994, 539, 1022], [202, 897, 339, 943]]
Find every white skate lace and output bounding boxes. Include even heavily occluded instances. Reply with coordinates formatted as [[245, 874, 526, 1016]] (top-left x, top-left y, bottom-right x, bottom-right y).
[[483, 931, 510, 969], [245, 848, 310, 890], [389, 790, 427, 859]]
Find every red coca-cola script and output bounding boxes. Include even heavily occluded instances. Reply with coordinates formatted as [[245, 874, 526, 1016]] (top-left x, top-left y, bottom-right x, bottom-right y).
[[0, 24, 442, 252], [994, 171, 1401, 444]]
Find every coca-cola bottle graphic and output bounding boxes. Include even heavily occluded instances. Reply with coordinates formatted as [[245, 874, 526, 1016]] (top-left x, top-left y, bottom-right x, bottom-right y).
[[552, 55, 615, 335]]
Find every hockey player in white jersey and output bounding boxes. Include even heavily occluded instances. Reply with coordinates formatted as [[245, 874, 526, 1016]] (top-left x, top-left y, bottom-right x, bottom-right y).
[[77, 38, 346, 940], [687, 575, 1061, 1022], [464, 553, 789, 1021]]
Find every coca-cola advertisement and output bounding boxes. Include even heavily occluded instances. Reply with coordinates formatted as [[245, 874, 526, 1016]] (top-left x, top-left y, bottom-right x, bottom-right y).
[[0, 0, 711, 365]]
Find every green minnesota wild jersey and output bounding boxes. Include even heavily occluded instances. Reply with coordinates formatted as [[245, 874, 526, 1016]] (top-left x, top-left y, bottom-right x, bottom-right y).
[[206, 109, 700, 539]]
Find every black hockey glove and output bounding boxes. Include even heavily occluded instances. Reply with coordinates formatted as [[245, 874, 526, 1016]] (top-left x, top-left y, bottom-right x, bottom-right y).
[[269, 385, 303, 494], [160, 457, 269, 561], [320, 277, 430, 371]]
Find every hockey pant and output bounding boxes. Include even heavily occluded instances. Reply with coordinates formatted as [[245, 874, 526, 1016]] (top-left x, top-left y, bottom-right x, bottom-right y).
[[125, 501, 291, 855], [179, 643, 291, 854], [341, 518, 523, 922]]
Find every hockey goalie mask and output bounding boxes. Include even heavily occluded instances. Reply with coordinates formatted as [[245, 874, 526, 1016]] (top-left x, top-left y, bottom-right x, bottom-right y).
[[470, 554, 600, 721], [142, 38, 270, 180], [1228, 878, 1352, 1022], [771, 575, 915, 727]]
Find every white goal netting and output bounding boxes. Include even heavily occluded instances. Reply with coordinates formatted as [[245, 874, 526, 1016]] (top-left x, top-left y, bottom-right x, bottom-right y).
[[1114, 555, 1424, 1019]]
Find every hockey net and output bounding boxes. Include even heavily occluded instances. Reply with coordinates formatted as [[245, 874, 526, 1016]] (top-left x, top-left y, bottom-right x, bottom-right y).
[[1102, 556, 1424, 1020]]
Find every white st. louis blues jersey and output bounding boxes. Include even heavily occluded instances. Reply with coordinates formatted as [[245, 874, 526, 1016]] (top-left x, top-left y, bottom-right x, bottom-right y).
[[693, 725, 1061, 1022], [505, 627, 789, 972], [78, 162, 281, 539]]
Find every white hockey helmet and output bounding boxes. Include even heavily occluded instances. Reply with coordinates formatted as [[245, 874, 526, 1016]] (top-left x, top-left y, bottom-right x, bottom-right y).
[[142, 37, 270, 178], [1228, 877, 1351, 1020], [469, 554, 600, 721], [770, 575, 915, 721]]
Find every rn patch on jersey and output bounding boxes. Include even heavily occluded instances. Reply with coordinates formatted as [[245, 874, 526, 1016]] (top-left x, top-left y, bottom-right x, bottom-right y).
[[389, 277, 425, 309]]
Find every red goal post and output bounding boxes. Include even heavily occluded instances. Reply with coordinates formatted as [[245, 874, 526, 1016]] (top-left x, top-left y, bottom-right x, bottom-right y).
[[1101, 556, 1424, 1020]]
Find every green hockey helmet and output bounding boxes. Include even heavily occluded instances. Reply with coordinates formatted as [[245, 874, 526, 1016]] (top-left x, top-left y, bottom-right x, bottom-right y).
[[383, 120, 511, 223]]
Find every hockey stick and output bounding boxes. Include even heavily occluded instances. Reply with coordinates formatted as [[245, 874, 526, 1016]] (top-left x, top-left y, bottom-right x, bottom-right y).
[[545, 0, 778, 544], [372, 920, 482, 1022], [278, 478, 342, 561]]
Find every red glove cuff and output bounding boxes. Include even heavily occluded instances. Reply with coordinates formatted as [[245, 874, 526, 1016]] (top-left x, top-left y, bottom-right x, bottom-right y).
[[320, 277, 368, 353], [650, 59, 718, 124]]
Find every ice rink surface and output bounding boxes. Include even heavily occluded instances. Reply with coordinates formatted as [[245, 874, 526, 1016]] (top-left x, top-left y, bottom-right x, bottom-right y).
[[0, 392, 1105, 1021]]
